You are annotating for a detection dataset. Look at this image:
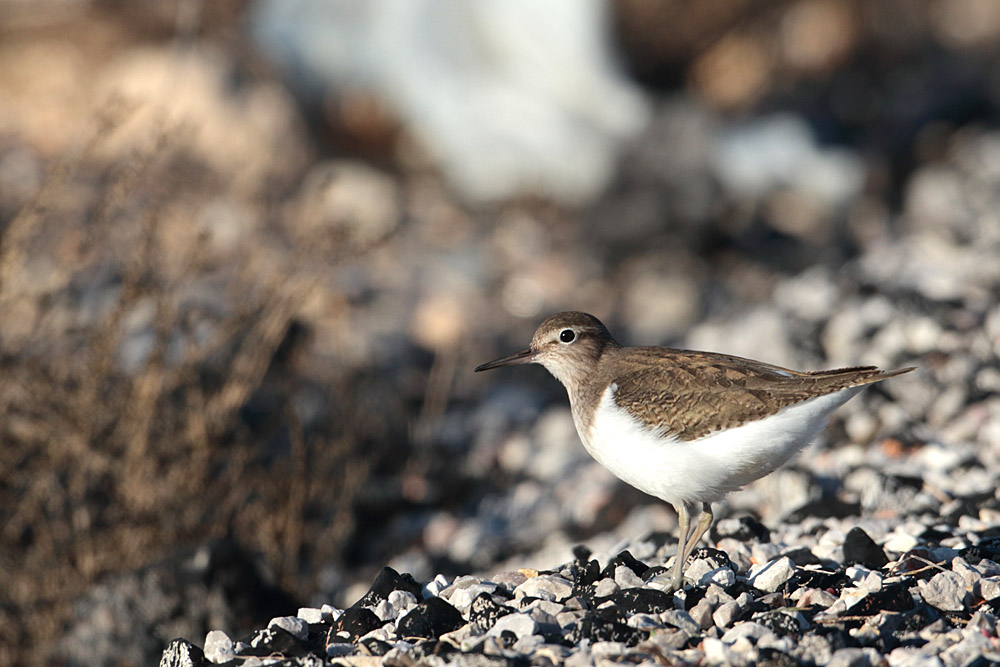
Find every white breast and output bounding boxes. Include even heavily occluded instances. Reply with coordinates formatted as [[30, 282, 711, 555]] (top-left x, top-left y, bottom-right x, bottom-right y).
[[575, 383, 865, 508]]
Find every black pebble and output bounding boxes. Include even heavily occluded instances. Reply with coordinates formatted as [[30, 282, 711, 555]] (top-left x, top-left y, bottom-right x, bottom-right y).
[[353, 566, 423, 608], [853, 580, 915, 616], [469, 592, 514, 632], [960, 536, 1000, 566], [569, 558, 602, 587], [644, 531, 679, 550], [572, 545, 592, 562], [920, 526, 953, 543], [572, 609, 643, 647], [963, 656, 999, 667], [571, 582, 599, 605], [790, 568, 847, 593], [687, 547, 734, 571], [397, 597, 465, 639], [786, 497, 862, 522], [412, 639, 460, 659], [782, 546, 825, 567], [684, 585, 709, 611], [359, 637, 393, 656], [892, 602, 940, 634], [159, 639, 207, 667], [843, 527, 889, 569], [600, 550, 649, 580], [712, 515, 771, 543], [337, 607, 381, 639], [239, 626, 312, 659], [756, 647, 800, 667], [753, 610, 805, 636], [606, 588, 674, 615]]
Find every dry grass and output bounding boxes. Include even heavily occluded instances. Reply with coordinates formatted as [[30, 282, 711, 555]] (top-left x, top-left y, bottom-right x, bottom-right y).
[[0, 108, 397, 665]]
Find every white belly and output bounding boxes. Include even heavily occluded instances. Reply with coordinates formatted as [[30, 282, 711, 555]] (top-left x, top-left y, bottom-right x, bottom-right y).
[[575, 384, 864, 508]]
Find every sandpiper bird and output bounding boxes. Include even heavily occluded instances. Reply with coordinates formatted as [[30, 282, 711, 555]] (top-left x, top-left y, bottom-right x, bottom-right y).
[[475, 311, 913, 592]]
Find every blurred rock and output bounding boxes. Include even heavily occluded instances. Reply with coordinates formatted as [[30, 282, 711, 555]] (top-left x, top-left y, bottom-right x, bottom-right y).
[[54, 540, 297, 667], [713, 113, 866, 210], [291, 160, 401, 249], [251, 0, 649, 204], [780, 0, 858, 74]]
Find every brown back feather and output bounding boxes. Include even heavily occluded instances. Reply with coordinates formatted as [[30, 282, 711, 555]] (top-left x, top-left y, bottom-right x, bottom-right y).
[[606, 347, 913, 441]]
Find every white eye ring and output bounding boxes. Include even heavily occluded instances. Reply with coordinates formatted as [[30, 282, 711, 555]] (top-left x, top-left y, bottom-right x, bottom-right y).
[[559, 329, 575, 343]]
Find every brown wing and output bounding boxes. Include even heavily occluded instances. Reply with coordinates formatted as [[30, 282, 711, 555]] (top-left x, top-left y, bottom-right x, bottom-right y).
[[609, 347, 912, 441]]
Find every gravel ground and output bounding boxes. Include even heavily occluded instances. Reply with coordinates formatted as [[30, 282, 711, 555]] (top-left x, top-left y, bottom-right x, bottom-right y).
[[3, 3, 999, 666], [159, 172, 1000, 663]]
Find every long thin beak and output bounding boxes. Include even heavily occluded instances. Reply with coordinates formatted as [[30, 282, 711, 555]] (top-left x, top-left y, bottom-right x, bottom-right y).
[[475, 348, 538, 372]]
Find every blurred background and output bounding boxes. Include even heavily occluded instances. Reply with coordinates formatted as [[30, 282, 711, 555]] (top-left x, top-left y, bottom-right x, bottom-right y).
[[2, 0, 999, 664]]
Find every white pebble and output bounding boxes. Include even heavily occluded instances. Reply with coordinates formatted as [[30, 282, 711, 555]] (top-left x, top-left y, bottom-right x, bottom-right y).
[[750, 557, 795, 592], [203, 630, 234, 665], [296, 607, 326, 624], [267, 616, 308, 640]]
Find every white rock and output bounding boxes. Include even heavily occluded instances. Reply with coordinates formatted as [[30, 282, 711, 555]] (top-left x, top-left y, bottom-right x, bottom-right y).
[[940, 631, 993, 667], [796, 587, 838, 608], [702, 637, 742, 665], [713, 600, 742, 628], [661, 609, 700, 636], [514, 574, 574, 600], [449, 584, 496, 611], [487, 612, 539, 639], [614, 565, 645, 589], [267, 616, 308, 640], [859, 570, 883, 594], [203, 630, 235, 664], [839, 586, 871, 612], [441, 575, 485, 598], [322, 604, 342, 621], [388, 590, 418, 613], [883, 532, 920, 554], [590, 641, 627, 659], [887, 646, 945, 667], [966, 609, 998, 639], [424, 573, 450, 598], [689, 598, 715, 630], [373, 599, 396, 621], [716, 539, 753, 573], [512, 634, 544, 653], [685, 558, 715, 582], [980, 577, 1000, 600], [627, 613, 663, 630], [751, 542, 783, 565], [252, 1, 650, 205], [828, 647, 881, 667], [593, 577, 619, 597], [698, 566, 736, 588], [556, 610, 587, 628], [951, 558, 982, 588], [751, 557, 796, 592], [296, 607, 326, 624], [918, 570, 969, 612], [722, 621, 777, 645]]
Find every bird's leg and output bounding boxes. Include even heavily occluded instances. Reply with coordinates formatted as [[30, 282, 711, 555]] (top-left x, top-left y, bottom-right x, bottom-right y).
[[680, 503, 714, 564], [666, 503, 714, 592], [667, 502, 694, 592]]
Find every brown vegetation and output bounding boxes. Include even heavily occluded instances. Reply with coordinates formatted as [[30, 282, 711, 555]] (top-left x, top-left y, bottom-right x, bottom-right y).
[[0, 109, 396, 665]]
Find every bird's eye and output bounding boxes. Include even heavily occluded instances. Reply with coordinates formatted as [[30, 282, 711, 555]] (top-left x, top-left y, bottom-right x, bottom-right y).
[[559, 329, 576, 343]]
